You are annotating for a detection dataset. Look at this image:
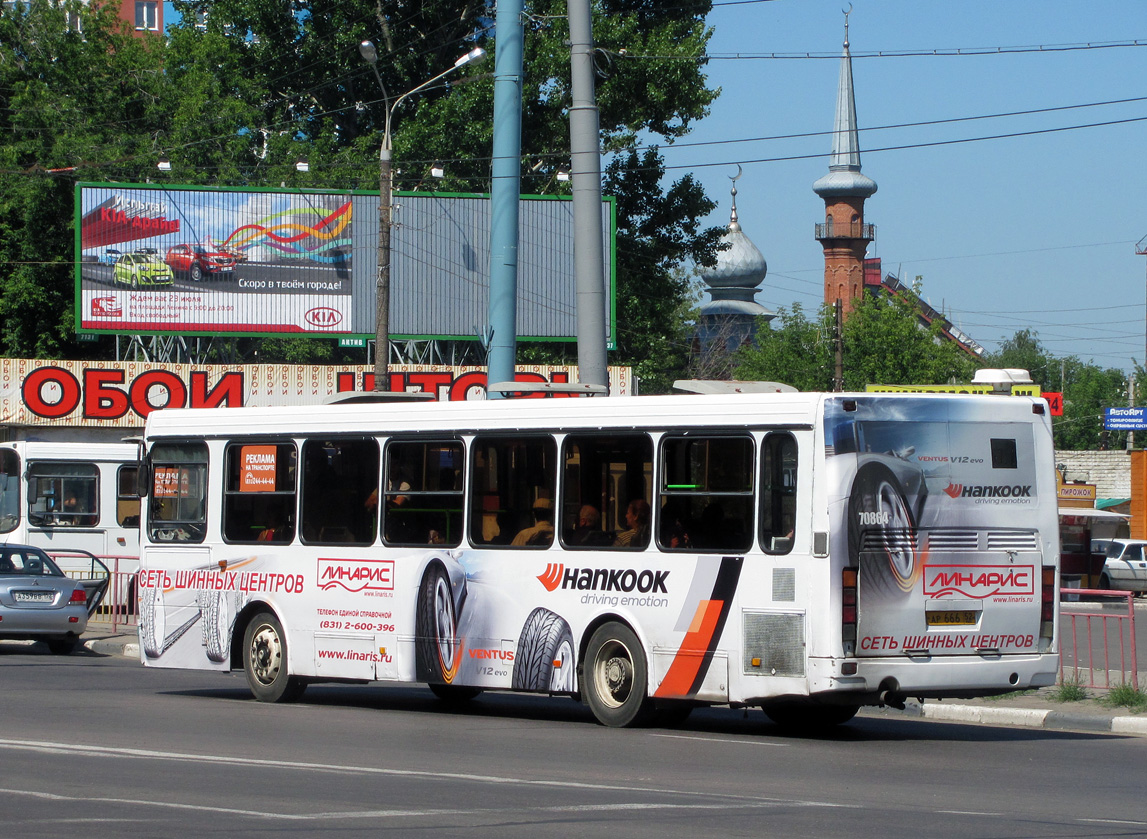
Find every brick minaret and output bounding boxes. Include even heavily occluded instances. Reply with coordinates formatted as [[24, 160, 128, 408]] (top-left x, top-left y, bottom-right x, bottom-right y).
[[813, 14, 877, 318]]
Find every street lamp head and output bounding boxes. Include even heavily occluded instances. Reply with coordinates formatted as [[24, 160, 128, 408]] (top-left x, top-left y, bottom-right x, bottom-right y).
[[359, 40, 378, 65], [455, 46, 487, 68]]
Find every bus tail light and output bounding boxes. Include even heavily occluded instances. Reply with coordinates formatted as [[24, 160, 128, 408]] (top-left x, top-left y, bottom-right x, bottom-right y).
[[842, 567, 858, 651], [1040, 566, 1056, 638]]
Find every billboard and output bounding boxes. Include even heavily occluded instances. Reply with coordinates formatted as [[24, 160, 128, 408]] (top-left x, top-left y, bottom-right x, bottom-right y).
[[0, 359, 634, 429], [78, 186, 354, 334], [75, 183, 616, 344]]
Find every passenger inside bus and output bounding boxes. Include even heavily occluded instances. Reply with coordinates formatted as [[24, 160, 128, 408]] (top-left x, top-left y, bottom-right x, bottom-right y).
[[511, 498, 554, 547], [613, 498, 650, 548], [568, 504, 611, 546]]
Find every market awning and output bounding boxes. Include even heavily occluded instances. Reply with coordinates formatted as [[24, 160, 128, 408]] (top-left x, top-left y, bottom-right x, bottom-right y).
[[1058, 507, 1130, 520]]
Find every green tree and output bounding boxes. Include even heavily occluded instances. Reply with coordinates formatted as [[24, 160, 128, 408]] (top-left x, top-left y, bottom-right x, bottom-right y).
[[981, 330, 1131, 451], [734, 282, 977, 391], [732, 303, 834, 391], [0, 1, 171, 357]]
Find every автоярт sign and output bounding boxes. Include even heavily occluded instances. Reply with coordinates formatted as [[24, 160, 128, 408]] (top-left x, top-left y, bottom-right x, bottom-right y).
[[1104, 407, 1147, 431]]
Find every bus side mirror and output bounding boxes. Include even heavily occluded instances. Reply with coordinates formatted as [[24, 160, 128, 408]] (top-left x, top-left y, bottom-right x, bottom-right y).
[[137, 460, 151, 498]]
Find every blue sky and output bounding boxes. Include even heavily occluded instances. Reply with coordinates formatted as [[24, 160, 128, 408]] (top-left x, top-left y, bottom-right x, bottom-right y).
[[669, 0, 1147, 372]]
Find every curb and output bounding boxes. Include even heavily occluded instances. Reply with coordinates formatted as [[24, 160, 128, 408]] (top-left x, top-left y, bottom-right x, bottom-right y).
[[84, 637, 138, 658], [920, 702, 1147, 736]]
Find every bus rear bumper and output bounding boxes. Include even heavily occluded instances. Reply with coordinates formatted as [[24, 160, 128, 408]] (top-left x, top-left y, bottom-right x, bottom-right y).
[[805, 653, 1060, 706]]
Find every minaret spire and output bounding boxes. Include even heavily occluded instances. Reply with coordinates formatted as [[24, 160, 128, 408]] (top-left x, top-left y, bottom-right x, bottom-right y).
[[813, 8, 877, 318]]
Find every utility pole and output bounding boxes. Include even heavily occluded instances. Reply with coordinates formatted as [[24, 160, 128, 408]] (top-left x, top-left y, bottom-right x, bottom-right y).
[[484, 0, 525, 399], [567, 0, 609, 392], [833, 299, 844, 392], [1129, 375, 1136, 451]]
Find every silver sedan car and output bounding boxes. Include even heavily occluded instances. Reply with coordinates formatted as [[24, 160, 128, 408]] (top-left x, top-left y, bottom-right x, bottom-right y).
[[0, 546, 108, 654]]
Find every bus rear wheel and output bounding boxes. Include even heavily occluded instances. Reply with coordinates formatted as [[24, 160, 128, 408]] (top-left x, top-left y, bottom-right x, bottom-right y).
[[243, 611, 306, 703], [584, 622, 652, 727]]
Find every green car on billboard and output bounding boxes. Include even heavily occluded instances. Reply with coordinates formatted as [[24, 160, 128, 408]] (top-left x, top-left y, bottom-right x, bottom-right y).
[[113, 252, 174, 288]]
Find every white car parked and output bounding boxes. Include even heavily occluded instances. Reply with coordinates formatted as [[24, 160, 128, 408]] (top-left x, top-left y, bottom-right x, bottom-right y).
[[1098, 539, 1147, 594]]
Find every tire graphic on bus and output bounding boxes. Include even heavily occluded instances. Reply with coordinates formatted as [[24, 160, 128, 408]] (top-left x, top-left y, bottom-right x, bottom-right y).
[[200, 590, 240, 663], [139, 584, 165, 659], [512, 607, 576, 693], [848, 461, 925, 599], [415, 559, 467, 684]]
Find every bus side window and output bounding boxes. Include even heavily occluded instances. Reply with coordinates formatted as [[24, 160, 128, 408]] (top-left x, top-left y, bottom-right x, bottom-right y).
[[27, 461, 99, 528], [222, 442, 297, 545], [300, 438, 379, 545], [659, 435, 754, 553], [148, 443, 209, 543], [0, 449, 19, 533], [760, 433, 798, 555], [117, 465, 141, 528], [560, 434, 653, 550], [382, 439, 464, 547], [469, 436, 556, 548]]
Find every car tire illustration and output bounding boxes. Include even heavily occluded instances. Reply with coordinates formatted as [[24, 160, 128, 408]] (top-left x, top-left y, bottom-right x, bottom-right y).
[[512, 607, 575, 693], [140, 584, 166, 659], [130, 274, 139, 289], [243, 611, 306, 703], [583, 621, 653, 727], [848, 463, 921, 600], [415, 562, 463, 686], [190, 263, 203, 282], [201, 590, 234, 663]]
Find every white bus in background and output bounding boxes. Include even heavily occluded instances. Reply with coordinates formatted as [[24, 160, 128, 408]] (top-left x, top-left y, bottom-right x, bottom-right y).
[[136, 391, 1060, 730], [0, 442, 141, 603]]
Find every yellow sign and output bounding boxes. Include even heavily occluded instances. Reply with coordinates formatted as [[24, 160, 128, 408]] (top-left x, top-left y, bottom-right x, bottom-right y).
[[866, 384, 1042, 396]]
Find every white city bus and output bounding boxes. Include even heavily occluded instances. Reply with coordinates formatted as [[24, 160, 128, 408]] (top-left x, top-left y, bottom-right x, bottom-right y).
[[136, 391, 1060, 728], [0, 441, 141, 578]]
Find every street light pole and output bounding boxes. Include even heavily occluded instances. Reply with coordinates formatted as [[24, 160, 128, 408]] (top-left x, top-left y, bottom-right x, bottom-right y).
[[359, 41, 486, 391]]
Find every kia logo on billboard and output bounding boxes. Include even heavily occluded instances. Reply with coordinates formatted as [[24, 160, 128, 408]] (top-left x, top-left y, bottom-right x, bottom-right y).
[[305, 307, 342, 328], [91, 297, 122, 317]]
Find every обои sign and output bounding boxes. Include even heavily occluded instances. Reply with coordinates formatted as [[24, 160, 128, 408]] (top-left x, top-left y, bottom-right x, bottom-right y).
[[2, 359, 633, 427]]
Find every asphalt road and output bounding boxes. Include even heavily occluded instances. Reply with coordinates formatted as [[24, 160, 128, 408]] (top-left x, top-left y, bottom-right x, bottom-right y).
[[1, 646, 1144, 839]]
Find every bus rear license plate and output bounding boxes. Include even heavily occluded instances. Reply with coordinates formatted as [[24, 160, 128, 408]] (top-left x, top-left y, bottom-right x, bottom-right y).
[[926, 610, 977, 626]]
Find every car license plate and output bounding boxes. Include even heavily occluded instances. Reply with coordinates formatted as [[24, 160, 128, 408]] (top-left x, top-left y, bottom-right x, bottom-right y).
[[14, 591, 54, 603], [926, 610, 977, 626]]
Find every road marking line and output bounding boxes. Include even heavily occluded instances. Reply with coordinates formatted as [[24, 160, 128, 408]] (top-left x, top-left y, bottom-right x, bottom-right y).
[[0, 738, 837, 809], [648, 733, 786, 747], [0, 787, 848, 822]]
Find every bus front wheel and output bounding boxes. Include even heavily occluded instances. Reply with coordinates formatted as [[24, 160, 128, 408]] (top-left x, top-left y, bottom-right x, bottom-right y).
[[583, 622, 652, 727], [243, 612, 306, 703]]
